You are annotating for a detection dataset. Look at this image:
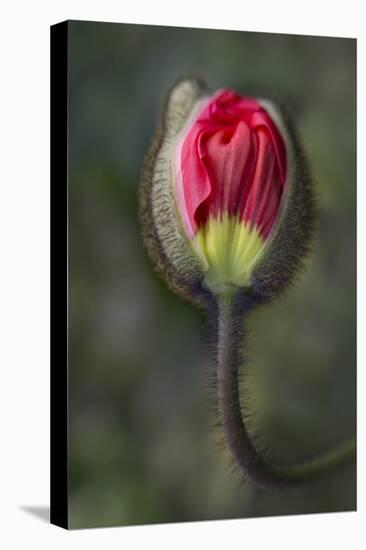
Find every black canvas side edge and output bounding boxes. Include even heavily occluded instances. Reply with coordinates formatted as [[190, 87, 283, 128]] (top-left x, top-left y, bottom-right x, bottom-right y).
[[50, 21, 68, 529]]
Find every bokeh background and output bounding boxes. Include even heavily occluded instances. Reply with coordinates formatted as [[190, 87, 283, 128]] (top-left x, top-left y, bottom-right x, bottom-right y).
[[67, 21, 356, 529]]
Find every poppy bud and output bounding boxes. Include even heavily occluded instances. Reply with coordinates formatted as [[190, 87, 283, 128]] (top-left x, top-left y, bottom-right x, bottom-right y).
[[140, 77, 315, 304], [139, 79, 356, 488]]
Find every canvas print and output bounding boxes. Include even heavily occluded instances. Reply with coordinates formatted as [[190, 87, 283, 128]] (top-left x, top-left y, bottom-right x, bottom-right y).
[[51, 20, 356, 529]]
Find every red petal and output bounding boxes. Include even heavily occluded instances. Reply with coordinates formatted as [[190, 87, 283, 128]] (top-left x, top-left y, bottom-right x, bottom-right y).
[[243, 128, 282, 238], [175, 90, 287, 240], [202, 120, 253, 220]]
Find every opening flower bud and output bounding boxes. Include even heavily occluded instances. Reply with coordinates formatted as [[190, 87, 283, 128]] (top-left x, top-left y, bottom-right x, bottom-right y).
[[175, 89, 288, 292], [140, 78, 314, 303]]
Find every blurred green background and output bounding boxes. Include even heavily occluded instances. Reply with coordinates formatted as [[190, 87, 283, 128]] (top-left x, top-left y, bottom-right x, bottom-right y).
[[67, 21, 356, 529]]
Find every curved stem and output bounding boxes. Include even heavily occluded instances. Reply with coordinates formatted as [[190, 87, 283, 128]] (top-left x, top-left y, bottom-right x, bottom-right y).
[[216, 293, 356, 488]]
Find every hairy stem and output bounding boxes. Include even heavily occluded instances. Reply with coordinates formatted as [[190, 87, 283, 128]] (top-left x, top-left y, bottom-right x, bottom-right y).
[[216, 292, 356, 488]]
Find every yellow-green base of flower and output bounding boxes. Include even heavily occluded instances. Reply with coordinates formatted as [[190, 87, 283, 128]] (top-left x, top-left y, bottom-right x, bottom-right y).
[[192, 214, 266, 293]]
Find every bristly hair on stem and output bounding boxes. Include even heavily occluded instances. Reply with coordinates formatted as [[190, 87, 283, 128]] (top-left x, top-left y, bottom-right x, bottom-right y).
[[214, 291, 356, 488]]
